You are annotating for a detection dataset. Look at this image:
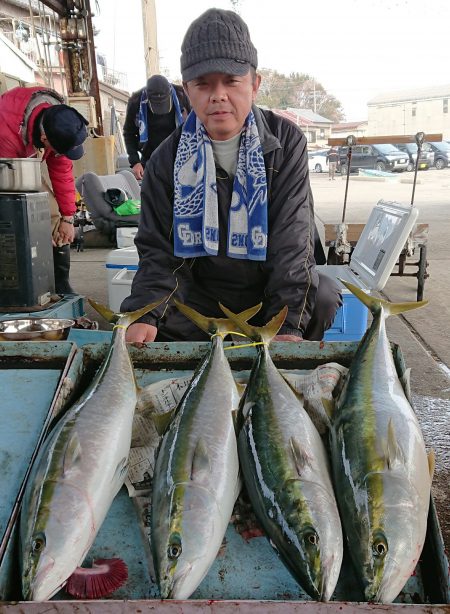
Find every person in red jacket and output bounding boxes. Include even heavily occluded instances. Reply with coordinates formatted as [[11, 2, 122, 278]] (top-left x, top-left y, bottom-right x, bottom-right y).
[[0, 86, 88, 293]]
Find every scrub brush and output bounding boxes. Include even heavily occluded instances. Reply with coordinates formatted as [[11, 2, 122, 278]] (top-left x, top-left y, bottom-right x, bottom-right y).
[[66, 558, 128, 599]]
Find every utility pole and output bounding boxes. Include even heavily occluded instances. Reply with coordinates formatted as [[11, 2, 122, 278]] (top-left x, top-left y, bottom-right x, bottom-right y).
[[141, 0, 159, 77]]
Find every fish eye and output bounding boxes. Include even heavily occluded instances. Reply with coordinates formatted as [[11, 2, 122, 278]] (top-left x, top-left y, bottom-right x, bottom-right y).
[[302, 527, 319, 547], [167, 543, 182, 560], [32, 533, 46, 555], [372, 530, 388, 558]]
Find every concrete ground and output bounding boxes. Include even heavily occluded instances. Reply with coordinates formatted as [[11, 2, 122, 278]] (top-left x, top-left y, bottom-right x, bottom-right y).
[[69, 166, 450, 551]]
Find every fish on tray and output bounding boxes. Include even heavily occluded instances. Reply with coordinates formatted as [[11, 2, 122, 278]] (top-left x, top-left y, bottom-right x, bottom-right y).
[[151, 302, 260, 600], [20, 297, 165, 601], [330, 281, 434, 603], [220, 303, 343, 602]]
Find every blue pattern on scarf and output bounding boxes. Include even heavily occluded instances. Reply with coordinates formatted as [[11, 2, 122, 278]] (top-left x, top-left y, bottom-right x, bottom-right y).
[[173, 110, 268, 260], [138, 85, 183, 144]]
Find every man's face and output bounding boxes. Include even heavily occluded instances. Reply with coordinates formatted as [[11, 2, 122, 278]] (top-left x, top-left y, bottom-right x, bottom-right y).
[[184, 70, 261, 141]]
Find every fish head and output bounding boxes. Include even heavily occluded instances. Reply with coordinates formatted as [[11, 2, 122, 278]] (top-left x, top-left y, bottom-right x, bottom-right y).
[[21, 481, 93, 601], [153, 482, 221, 600], [282, 480, 343, 601], [357, 471, 424, 603], [21, 530, 56, 601]]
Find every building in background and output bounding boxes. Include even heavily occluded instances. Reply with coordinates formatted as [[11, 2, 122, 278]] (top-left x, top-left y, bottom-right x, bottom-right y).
[[330, 120, 368, 140], [368, 85, 450, 139], [0, 0, 130, 163], [273, 108, 333, 149]]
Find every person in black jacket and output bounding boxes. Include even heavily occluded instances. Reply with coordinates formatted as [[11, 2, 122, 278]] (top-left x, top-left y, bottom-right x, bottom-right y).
[[123, 74, 190, 180], [121, 8, 341, 343]]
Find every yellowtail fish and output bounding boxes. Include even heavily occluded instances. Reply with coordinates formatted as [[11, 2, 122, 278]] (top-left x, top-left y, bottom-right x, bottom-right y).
[[151, 303, 260, 599], [220, 304, 343, 601], [20, 298, 165, 601], [330, 280, 433, 603]]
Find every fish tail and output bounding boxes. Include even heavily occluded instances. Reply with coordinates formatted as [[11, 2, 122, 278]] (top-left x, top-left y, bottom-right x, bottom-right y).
[[88, 297, 167, 328], [219, 303, 288, 343], [174, 300, 262, 336], [338, 279, 428, 317]]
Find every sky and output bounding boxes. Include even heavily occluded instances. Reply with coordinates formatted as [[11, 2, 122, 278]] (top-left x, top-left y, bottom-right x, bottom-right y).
[[93, 0, 450, 121]]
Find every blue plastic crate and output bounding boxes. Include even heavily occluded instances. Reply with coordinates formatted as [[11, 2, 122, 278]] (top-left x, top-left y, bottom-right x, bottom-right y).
[[323, 291, 368, 342]]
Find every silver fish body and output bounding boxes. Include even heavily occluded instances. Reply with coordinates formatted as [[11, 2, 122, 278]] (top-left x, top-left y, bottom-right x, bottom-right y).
[[330, 287, 431, 602], [237, 346, 343, 601], [20, 325, 138, 601], [151, 335, 240, 599]]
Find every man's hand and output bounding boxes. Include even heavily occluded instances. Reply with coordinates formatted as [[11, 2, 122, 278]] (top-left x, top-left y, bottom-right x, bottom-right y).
[[57, 220, 75, 245], [273, 334, 302, 342], [132, 163, 144, 180], [126, 322, 157, 343]]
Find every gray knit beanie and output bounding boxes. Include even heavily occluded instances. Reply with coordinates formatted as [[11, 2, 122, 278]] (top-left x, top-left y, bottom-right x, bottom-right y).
[[180, 8, 258, 82]]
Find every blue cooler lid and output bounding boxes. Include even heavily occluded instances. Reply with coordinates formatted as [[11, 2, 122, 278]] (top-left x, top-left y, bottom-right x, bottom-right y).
[[349, 200, 419, 291]]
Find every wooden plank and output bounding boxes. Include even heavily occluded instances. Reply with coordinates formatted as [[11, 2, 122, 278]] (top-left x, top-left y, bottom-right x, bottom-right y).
[[324, 223, 429, 246], [324, 223, 365, 245], [328, 134, 442, 146]]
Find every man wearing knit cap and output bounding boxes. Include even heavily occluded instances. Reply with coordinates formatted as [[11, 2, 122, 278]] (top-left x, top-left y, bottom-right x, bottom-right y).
[[123, 74, 191, 180], [121, 8, 342, 342]]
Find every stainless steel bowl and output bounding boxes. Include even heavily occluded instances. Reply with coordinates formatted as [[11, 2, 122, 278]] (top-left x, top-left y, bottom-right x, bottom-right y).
[[0, 318, 75, 341]]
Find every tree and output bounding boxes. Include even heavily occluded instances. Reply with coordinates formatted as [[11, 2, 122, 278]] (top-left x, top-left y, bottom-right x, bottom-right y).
[[257, 69, 345, 122]]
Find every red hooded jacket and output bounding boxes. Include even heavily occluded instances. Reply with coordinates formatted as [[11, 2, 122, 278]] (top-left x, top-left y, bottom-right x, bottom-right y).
[[0, 86, 77, 216]]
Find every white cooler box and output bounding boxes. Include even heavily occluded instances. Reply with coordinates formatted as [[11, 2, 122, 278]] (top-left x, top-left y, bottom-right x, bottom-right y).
[[320, 199, 419, 341], [106, 246, 139, 312], [116, 227, 138, 248]]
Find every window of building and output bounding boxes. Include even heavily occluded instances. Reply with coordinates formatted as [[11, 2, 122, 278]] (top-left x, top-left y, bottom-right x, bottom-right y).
[[309, 131, 316, 144], [444, 99, 448, 114], [412, 103, 416, 117]]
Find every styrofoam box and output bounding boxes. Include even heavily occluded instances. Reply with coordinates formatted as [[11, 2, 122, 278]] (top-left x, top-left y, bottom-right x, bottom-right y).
[[116, 227, 138, 248], [106, 246, 139, 312]]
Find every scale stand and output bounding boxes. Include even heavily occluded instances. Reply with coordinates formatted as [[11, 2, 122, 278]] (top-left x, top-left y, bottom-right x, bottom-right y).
[[330, 131, 428, 261]]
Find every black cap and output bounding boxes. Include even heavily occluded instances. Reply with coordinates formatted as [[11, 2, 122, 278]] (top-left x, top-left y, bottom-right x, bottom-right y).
[[180, 8, 258, 82], [42, 104, 89, 160], [146, 75, 172, 115]]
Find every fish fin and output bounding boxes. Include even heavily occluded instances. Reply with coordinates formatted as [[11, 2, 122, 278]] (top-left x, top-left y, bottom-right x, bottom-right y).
[[175, 300, 261, 336], [400, 368, 412, 402], [191, 438, 211, 480], [231, 409, 239, 432], [337, 279, 428, 317], [385, 419, 405, 469], [233, 473, 243, 502], [88, 296, 168, 328], [321, 397, 336, 419], [219, 303, 287, 344], [427, 450, 436, 481], [113, 457, 128, 485], [290, 437, 312, 475], [151, 410, 175, 437], [63, 431, 82, 475]]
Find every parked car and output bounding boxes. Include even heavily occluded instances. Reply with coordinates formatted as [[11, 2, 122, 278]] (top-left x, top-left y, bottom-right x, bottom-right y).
[[308, 150, 329, 173], [339, 144, 409, 174], [423, 141, 450, 169], [392, 143, 433, 171]]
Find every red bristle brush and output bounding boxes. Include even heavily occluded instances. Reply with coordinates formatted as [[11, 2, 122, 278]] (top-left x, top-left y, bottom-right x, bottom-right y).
[[65, 558, 128, 599]]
